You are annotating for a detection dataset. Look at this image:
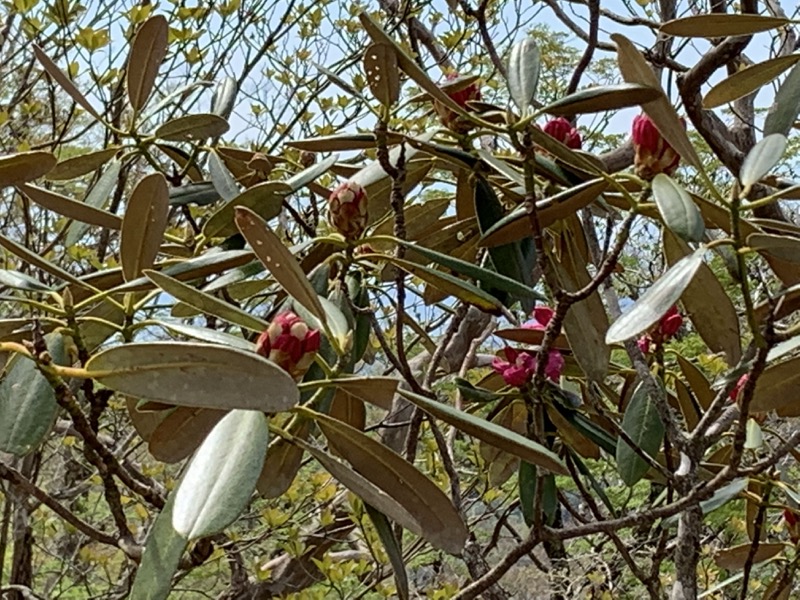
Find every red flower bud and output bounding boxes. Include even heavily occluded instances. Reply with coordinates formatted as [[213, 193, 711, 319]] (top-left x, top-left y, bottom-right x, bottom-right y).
[[632, 113, 682, 180], [492, 346, 564, 387], [636, 306, 683, 353], [543, 117, 582, 149], [784, 509, 800, 544], [522, 305, 555, 332], [328, 181, 368, 240], [728, 374, 749, 403], [433, 72, 481, 134], [256, 311, 320, 381]]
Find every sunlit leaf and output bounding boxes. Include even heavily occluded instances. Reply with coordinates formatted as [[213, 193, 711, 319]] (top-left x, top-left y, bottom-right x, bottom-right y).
[[652, 174, 704, 243], [126, 15, 168, 111], [0, 151, 57, 186], [47, 147, 120, 181], [660, 14, 790, 37], [120, 173, 169, 281], [740, 134, 788, 192], [155, 113, 230, 142], [364, 43, 401, 106], [543, 83, 661, 115], [704, 55, 800, 110], [506, 38, 540, 113]]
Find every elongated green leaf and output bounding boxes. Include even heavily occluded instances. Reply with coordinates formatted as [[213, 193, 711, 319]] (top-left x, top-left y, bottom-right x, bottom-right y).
[[0, 333, 69, 455], [704, 55, 800, 110], [612, 34, 703, 171], [172, 410, 268, 539], [157, 321, 254, 351], [747, 233, 800, 264], [652, 174, 704, 243], [210, 76, 237, 119], [130, 491, 187, 600], [0, 232, 87, 289], [86, 342, 299, 412], [155, 113, 230, 142], [19, 183, 122, 230], [65, 158, 122, 247], [235, 207, 326, 322], [257, 418, 309, 498], [543, 84, 661, 115], [310, 410, 467, 554], [0, 151, 58, 186], [606, 249, 704, 344], [146, 270, 267, 332], [121, 173, 169, 281], [285, 153, 339, 192], [0, 269, 53, 292], [203, 181, 289, 238], [506, 38, 540, 113], [399, 389, 567, 475], [751, 357, 800, 415], [765, 62, 800, 136], [365, 505, 409, 600], [168, 181, 220, 206], [126, 15, 168, 111], [364, 43, 401, 107], [660, 14, 790, 37], [208, 149, 239, 202], [475, 149, 525, 185], [616, 382, 664, 486], [664, 479, 748, 527], [740, 134, 788, 192], [33, 45, 102, 120], [287, 132, 406, 152], [47, 147, 120, 181]]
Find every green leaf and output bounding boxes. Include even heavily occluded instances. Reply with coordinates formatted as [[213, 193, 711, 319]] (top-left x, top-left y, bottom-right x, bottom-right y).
[[364, 43, 401, 107], [18, 183, 122, 230], [126, 15, 168, 111], [208, 149, 240, 202], [612, 34, 703, 172], [606, 249, 704, 344], [652, 174, 705, 243], [155, 113, 230, 142], [660, 14, 790, 37], [146, 270, 268, 332], [664, 479, 747, 526], [0, 232, 88, 289], [714, 543, 783, 571], [0, 269, 54, 292], [747, 233, 800, 264], [32, 45, 102, 121], [740, 134, 788, 192], [506, 38, 540, 113], [475, 149, 525, 186], [172, 410, 268, 539], [399, 389, 567, 475], [210, 76, 237, 119], [121, 173, 169, 281], [310, 409, 468, 554], [287, 132, 406, 152], [285, 153, 339, 192], [203, 181, 289, 239], [666, 232, 742, 364], [518, 462, 557, 526], [0, 333, 69, 455], [615, 382, 665, 486], [86, 342, 299, 412], [751, 356, 800, 415], [156, 321, 254, 351], [47, 147, 120, 181], [168, 181, 220, 206], [65, 158, 122, 247], [365, 505, 410, 600], [704, 55, 800, 110], [235, 207, 326, 323], [0, 151, 58, 187], [542, 83, 661, 115], [765, 63, 800, 136], [129, 491, 187, 600]]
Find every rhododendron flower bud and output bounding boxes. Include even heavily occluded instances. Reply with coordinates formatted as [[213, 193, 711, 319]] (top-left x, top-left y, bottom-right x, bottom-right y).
[[328, 181, 368, 240], [256, 311, 320, 381], [785, 509, 800, 544], [543, 117, 582, 149], [492, 346, 564, 387], [637, 306, 683, 354], [728, 374, 749, 402], [632, 113, 682, 180], [433, 72, 481, 134]]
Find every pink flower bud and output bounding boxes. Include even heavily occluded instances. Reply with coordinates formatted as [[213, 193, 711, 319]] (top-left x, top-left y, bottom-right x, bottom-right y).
[[543, 117, 582, 149], [433, 72, 481, 134], [522, 305, 555, 332], [728, 374, 749, 403], [658, 306, 683, 339], [328, 181, 368, 240], [492, 346, 564, 387], [637, 335, 652, 355], [632, 113, 682, 180], [256, 311, 321, 381]]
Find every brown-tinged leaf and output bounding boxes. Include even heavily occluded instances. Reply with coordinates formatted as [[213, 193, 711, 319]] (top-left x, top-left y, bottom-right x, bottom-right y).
[[675, 355, 714, 411], [495, 327, 571, 351], [455, 170, 475, 221], [752, 357, 800, 415], [704, 55, 800, 110], [33, 45, 102, 120], [612, 34, 702, 172], [155, 113, 230, 142], [664, 230, 741, 364], [126, 15, 169, 111], [126, 397, 166, 442], [18, 184, 122, 230], [364, 43, 401, 107], [399, 389, 567, 475], [673, 379, 700, 431], [257, 419, 310, 498], [754, 282, 800, 324], [157, 144, 203, 182], [47, 147, 120, 181], [234, 207, 325, 322], [762, 572, 793, 600], [713, 542, 784, 571], [329, 389, 366, 430], [286, 132, 406, 152], [0, 233, 89, 289], [120, 173, 169, 281], [319, 377, 397, 411], [310, 410, 468, 554], [746, 480, 767, 542], [547, 405, 600, 459], [149, 407, 227, 463], [543, 83, 662, 115], [748, 233, 800, 264], [480, 400, 526, 467], [0, 151, 57, 186], [660, 14, 790, 38]]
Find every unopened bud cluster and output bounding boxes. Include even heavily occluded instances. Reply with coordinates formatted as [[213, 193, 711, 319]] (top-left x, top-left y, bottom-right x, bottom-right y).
[[328, 181, 368, 240], [632, 113, 682, 180], [256, 311, 320, 381], [433, 72, 481, 135]]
